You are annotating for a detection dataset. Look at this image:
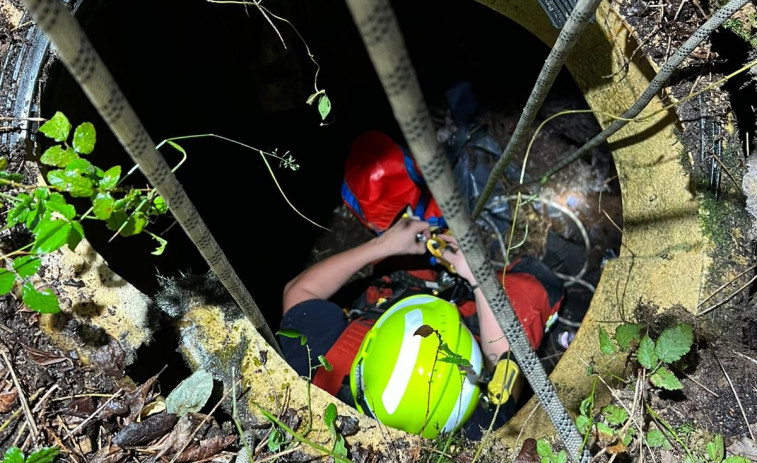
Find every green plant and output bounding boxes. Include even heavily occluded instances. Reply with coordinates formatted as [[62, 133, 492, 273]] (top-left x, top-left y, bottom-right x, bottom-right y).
[[536, 439, 568, 463], [599, 322, 693, 391], [2, 446, 58, 463], [0, 112, 170, 314], [273, 329, 348, 460]]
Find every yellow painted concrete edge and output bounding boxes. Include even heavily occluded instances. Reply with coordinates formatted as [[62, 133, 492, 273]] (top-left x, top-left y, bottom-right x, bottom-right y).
[[37, 241, 151, 365], [175, 303, 423, 460], [477, 0, 710, 447]]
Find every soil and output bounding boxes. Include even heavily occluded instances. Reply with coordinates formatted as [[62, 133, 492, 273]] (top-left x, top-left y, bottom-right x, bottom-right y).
[[1, 0, 757, 462]]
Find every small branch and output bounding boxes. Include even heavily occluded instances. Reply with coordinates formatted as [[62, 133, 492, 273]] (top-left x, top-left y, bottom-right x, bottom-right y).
[[64, 389, 122, 439], [714, 354, 755, 441], [732, 350, 757, 367], [698, 263, 757, 308], [698, 273, 757, 316], [681, 371, 718, 397], [1, 349, 39, 440]]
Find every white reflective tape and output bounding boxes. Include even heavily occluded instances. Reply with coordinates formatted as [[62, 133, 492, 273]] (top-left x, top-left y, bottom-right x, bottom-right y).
[[442, 333, 482, 432], [375, 295, 437, 329], [381, 309, 424, 415]]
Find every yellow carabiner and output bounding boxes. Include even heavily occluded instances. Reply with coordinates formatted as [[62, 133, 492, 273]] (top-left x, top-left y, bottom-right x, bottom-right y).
[[426, 236, 457, 274]]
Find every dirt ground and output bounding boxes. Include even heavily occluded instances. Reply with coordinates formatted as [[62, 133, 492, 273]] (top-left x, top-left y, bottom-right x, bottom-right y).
[[1, 0, 757, 462]]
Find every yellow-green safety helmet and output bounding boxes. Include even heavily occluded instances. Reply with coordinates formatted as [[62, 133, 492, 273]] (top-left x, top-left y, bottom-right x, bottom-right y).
[[349, 295, 482, 438]]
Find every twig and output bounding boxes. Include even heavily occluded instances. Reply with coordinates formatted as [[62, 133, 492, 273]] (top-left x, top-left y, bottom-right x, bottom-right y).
[[254, 445, 301, 463], [698, 273, 757, 316], [64, 388, 122, 439], [0, 116, 47, 122], [714, 354, 755, 441], [52, 392, 118, 402], [169, 379, 240, 463], [732, 350, 757, 366], [1, 350, 39, 440], [681, 371, 718, 397], [710, 151, 745, 197], [515, 403, 541, 450], [698, 263, 757, 307]]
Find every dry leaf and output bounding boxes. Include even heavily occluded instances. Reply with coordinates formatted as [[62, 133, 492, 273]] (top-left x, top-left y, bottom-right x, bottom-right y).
[[174, 435, 237, 462], [21, 342, 72, 366], [0, 390, 18, 412], [112, 413, 178, 447], [414, 325, 435, 338], [514, 438, 539, 463]]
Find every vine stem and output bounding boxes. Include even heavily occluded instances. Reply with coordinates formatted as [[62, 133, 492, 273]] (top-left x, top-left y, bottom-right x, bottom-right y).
[[471, 0, 602, 219], [539, 0, 752, 183], [253, 402, 351, 463]]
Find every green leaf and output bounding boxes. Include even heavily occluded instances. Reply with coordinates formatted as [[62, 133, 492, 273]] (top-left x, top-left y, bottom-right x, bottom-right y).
[[615, 323, 643, 351], [149, 232, 167, 256], [45, 192, 76, 220], [579, 396, 593, 416], [106, 210, 147, 237], [67, 221, 84, 251], [39, 112, 71, 142], [40, 145, 77, 167], [637, 335, 658, 369], [2, 447, 25, 463], [165, 370, 213, 416], [723, 457, 750, 463], [333, 433, 347, 458], [0, 156, 6, 170], [576, 415, 591, 435], [93, 192, 115, 220], [276, 328, 307, 347], [267, 427, 285, 452], [707, 434, 724, 462], [0, 171, 24, 182], [32, 219, 71, 254], [599, 327, 617, 354], [21, 282, 60, 314], [596, 422, 615, 437], [621, 428, 636, 447], [655, 324, 693, 363], [536, 439, 554, 458], [99, 166, 121, 191], [318, 355, 333, 372], [645, 429, 669, 449], [324, 403, 338, 428], [13, 256, 41, 278], [555, 450, 567, 463], [47, 169, 94, 198], [8, 193, 33, 227], [650, 367, 683, 390], [26, 447, 60, 463], [602, 405, 627, 426], [318, 94, 331, 120], [151, 195, 168, 215], [277, 329, 301, 339], [66, 157, 95, 174], [73, 122, 96, 154], [0, 270, 16, 295]]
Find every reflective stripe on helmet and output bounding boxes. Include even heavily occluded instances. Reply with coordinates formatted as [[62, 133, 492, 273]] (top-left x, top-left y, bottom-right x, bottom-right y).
[[442, 336, 483, 432], [382, 308, 424, 414]]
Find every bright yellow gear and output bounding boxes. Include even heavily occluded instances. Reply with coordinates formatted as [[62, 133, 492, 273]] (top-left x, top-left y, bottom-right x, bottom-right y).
[[349, 295, 482, 438]]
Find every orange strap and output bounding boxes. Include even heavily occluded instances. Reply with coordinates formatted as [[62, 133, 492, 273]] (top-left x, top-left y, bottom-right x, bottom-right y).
[[312, 318, 375, 395]]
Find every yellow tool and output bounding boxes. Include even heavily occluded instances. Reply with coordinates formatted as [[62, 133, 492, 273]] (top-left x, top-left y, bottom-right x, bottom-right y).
[[486, 358, 520, 405], [425, 236, 457, 274]]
